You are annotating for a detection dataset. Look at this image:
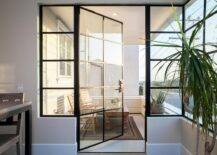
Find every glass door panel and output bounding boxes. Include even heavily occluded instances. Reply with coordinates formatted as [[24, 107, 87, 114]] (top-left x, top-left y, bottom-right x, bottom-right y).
[[103, 18, 124, 141], [104, 108, 123, 140], [104, 18, 122, 43], [79, 8, 104, 150], [80, 62, 103, 88], [80, 111, 103, 149], [105, 64, 122, 87], [104, 87, 122, 110], [78, 7, 123, 150], [80, 9, 103, 38]]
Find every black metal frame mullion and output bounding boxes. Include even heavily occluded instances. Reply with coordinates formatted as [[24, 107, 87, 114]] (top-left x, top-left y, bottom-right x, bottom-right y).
[[39, 5, 43, 117], [145, 7, 150, 148], [150, 31, 181, 33], [150, 59, 180, 61], [42, 31, 74, 34], [42, 59, 75, 62], [182, 5, 185, 116], [203, 0, 207, 52], [102, 16, 105, 142], [74, 5, 81, 149], [121, 16, 124, 137]]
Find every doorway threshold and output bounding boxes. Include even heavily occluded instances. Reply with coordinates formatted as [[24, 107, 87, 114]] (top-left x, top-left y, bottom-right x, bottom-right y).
[[80, 140, 145, 153]]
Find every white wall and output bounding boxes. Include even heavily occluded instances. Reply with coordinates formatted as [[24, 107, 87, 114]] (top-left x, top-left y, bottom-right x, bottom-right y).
[[123, 45, 139, 97], [147, 117, 182, 155], [147, 117, 217, 155], [181, 118, 217, 155], [123, 45, 145, 114], [0, 0, 77, 155]]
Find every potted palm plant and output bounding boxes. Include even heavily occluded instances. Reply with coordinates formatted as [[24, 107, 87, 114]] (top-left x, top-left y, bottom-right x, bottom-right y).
[[151, 91, 166, 114], [153, 5, 217, 155]]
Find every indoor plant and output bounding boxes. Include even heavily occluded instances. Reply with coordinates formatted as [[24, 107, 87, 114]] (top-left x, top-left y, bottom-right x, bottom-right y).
[[151, 91, 166, 114], [153, 5, 217, 155]]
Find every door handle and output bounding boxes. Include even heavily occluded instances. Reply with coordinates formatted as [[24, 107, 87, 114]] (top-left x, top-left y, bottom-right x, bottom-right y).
[[118, 79, 124, 93]]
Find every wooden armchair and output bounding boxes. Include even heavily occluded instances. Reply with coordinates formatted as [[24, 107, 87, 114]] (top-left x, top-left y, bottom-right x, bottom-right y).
[[0, 93, 24, 155], [67, 90, 99, 134]]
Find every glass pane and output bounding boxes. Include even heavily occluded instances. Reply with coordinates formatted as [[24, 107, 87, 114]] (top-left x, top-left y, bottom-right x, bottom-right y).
[[104, 108, 123, 140], [207, 0, 217, 13], [104, 64, 122, 87], [151, 7, 182, 31], [205, 15, 217, 52], [80, 88, 103, 115], [184, 96, 197, 121], [80, 62, 103, 87], [43, 62, 74, 87], [80, 112, 103, 149], [42, 7, 74, 32], [186, 26, 203, 50], [43, 89, 74, 115], [104, 41, 122, 65], [205, 0, 217, 52], [151, 33, 181, 59], [104, 87, 122, 110], [79, 35, 103, 62], [185, 0, 204, 29], [209, 53, 217, 70], [43, 34, 74, 60], [104, 18, 122, 43], [80, 9, 103, 39], [151, 89, 182, 115], [151, 61, 179, 87]]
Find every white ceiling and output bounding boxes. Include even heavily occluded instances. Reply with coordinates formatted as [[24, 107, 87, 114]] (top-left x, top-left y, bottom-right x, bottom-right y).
[[85, 6, 146, 45], [50, 5, 182, 45], [85, 6, 178, 45], [39, 0, 188, 5]]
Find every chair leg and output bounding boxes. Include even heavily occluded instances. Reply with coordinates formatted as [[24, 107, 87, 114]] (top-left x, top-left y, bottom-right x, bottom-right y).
[[16, 142, 20, 155]]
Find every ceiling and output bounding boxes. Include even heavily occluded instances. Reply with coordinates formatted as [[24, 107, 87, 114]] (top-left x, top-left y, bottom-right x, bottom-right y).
[[85, 6, 146, 45], [49, 4, 184, 45], [40, 0, 189, 5], [85, 6, 179, 45]]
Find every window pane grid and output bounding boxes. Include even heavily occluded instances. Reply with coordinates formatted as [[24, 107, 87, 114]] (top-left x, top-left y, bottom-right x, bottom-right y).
[[41, 6, 75, 116], [150, 5, 183, 116]]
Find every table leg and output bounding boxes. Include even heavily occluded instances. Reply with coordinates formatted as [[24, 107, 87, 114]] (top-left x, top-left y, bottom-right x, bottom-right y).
[[25, 110, 32, 155]]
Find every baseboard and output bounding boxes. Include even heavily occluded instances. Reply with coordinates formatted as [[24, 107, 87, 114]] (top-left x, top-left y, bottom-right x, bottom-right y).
[[147, 143, 181, 155], [32, 143, 77, 155], [1, 143, 77, 155]]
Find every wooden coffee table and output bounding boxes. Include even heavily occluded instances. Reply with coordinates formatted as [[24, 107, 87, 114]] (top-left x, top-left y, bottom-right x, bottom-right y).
[[105, 106, 129, 130]]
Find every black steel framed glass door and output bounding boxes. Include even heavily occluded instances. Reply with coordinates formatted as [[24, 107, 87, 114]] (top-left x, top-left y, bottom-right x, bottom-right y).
[[78, 7, 124, 150]]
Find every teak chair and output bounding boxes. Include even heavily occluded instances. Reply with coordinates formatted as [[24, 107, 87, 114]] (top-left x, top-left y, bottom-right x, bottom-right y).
[[67, 90, 98, 134], [0, 93, 24, 155]]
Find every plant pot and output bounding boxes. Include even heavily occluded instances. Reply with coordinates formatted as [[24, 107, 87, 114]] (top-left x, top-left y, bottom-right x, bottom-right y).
[[151, 103, 165, 114]]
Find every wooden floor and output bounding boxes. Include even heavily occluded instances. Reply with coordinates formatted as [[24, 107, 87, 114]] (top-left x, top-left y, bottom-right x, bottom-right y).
[[131, 114, 145, 138], [80, 114, 145, 153]]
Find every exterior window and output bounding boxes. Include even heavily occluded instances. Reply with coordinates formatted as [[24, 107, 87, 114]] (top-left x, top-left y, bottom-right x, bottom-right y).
[[184, 0, 217, 121], [149, 6, 183, 116], [58, 33, 73, 76], [185, 0, 204, 29]]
